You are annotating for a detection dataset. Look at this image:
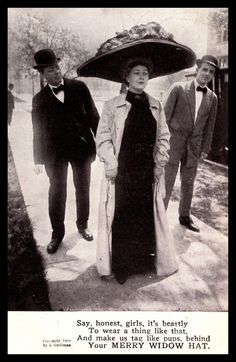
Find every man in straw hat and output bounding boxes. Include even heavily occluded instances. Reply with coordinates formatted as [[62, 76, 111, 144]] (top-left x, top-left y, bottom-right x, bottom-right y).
[[32, 48, 99, 253], [163, 55, 219, 232]]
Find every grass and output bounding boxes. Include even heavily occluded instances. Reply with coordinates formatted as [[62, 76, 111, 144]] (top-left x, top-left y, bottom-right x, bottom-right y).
[[171, 160, 228, 236], [8, 142, 51, 311]]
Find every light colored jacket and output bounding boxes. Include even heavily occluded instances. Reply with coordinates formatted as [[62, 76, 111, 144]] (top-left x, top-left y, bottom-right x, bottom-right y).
[[96, 92, 178, 276], [164, 80, 218, 167]]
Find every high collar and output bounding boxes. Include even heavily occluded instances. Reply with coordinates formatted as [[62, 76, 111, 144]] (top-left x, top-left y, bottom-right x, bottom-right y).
[[116, 91, 159, 108], [194, 79, 207, 90], [126, 90, 147, 104]]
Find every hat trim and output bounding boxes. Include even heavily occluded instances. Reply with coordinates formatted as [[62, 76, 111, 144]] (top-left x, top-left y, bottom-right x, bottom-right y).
[[196, 58, 219, 69], [33, 57, 61, 69], [83, 38, 180, 66], [78, 38, 196, 83]]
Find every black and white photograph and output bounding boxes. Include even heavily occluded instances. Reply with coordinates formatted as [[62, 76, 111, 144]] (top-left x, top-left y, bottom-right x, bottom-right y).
[[7, 7, 228, 354]]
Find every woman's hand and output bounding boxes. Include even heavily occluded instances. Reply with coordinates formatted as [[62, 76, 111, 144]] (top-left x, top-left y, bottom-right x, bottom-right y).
[[200, 152, 208, 160], [153, 167, 163, 184], [105, 167, 118, 182], [33, 164, 43, 175]]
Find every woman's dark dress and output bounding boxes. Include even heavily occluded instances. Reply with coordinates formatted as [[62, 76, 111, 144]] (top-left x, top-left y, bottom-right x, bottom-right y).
[[112, 90, 157, 278]]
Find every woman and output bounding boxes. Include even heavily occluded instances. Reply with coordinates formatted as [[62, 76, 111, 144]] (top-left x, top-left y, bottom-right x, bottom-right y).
[[96, 57, 178, 284]]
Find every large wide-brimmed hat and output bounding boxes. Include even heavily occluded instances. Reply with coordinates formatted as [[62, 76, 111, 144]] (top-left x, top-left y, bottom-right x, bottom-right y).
[[77, 22, 196, 83], [196, 55, 219, 69], [33, 48, 61, 69]]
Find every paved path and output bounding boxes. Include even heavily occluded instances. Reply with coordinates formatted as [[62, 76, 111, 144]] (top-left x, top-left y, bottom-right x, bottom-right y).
[[8, 96, 228, 311]]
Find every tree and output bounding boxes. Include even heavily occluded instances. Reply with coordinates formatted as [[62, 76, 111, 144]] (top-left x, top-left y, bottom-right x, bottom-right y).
[[210, 8, 228, 28], [209, 8, 228, 42], [8, 10, 91, 91]]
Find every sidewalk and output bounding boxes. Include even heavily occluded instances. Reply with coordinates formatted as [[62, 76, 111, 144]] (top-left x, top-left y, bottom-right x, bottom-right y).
[[8, 97, 228, 311]]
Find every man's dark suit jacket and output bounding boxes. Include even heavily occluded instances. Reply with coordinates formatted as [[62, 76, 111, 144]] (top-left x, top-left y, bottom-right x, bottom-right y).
[[32, 78, 99, 165]]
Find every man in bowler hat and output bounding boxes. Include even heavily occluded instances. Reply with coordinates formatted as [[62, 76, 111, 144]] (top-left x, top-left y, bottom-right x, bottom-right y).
[[32, 49, 99, 253], [163, 55, 219, 232]]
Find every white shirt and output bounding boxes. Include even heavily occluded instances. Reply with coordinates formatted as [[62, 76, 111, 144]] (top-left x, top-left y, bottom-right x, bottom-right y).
[[49, 79, 65, 103], [194, 79, 206, 123]]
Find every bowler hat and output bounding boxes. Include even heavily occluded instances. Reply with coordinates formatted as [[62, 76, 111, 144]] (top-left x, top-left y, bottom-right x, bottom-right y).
[[196, 55, 219, 69], [77, 22, 196, 83], [33, 49, 61, 69]]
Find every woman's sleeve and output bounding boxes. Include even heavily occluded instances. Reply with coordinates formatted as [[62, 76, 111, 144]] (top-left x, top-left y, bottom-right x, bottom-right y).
[[95, 100, 118, 171], [153, 105, 170, 178]]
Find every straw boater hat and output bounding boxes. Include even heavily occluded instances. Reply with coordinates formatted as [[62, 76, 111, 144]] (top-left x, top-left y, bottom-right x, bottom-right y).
[[77, 22, 196, 83], [196, 55, 219, 69]]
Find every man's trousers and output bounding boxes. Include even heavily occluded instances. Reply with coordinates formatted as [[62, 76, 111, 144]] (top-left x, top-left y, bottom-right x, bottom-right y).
[[164, 160, 198, 217], [45, 159, 91, 240]]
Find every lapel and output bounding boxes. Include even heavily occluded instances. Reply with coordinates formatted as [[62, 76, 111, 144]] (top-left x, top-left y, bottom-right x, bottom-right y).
[[42, 84, 65, 115], [63, 77, 70, 104], [43, 84, 56, 104], [115, 93, 128, 107], [145, 92, 160, 110], [196, 88, 211, 122], [44, 78, 68, 104], [115, 94, 131, 130], [186, 80, 195, 123]]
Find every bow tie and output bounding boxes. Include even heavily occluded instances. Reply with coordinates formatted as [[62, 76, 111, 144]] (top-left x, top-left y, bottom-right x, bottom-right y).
[[52, 84, 65, 94], [196, 86, 207, 94]]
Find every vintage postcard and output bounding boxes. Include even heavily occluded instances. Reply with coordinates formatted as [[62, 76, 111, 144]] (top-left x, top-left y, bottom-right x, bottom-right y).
[[7, 7, 228, 354]]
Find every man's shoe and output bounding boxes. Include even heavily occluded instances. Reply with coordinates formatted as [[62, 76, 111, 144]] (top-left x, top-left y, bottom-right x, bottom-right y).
[[179, 216, 200, 232], [101, 273, 115, 281], [47, 238, 62, 254], [78, 228, 93, 241], [115, 273, 128, 285]]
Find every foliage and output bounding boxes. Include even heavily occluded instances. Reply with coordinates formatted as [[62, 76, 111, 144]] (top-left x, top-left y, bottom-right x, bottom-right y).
[[209, 8, 228, 31], [210, 8, 228, 26], [8, 10, 91, 81], [8, 143, 51, 311]]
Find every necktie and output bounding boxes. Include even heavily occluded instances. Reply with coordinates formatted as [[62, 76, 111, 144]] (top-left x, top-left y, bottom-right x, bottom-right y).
[[196, 86, 207, 94], [52, 84, 65, 94]]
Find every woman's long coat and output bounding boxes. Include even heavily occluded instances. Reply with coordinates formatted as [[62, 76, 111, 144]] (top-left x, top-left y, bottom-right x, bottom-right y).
[[96, 92, 178, 277]]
